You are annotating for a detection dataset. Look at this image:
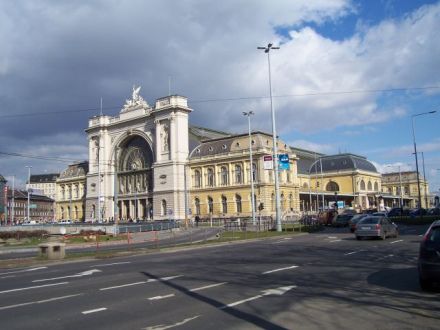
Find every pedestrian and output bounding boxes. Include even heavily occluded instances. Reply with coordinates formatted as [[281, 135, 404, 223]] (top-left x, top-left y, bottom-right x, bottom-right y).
[[195, 215, 200, 227]]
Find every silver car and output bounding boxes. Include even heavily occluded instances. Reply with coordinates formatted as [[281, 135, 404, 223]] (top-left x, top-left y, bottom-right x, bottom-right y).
[[355, 216, 398, 240]]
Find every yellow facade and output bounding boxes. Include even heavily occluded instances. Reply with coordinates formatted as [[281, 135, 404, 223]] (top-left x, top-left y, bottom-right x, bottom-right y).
[[381, 171, 429, 208], [188, 132, 300, 219]]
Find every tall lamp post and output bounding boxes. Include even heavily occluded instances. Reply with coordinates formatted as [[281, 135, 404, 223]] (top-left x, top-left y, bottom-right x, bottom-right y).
[[411, 110, 436, 208], [243, 111, 256, 226], [25, 166, 32, 222], [258, 43, 281, 232]]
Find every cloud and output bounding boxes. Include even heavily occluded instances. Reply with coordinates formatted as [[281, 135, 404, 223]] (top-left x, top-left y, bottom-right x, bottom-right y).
[[289, 139, 335, 154]]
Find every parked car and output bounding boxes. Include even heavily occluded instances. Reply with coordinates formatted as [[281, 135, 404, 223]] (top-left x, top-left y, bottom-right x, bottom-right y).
[[427, 208, 440, 216], [334, 213, 354, 227], [348, 214, 368, 233], [410, 208, 428, 216], [355, 216, 399, 240], [418, 220, 440, 290], [58, 219, 73, 225], [372, 212, 388, 217], [387, 207, 411, 217]]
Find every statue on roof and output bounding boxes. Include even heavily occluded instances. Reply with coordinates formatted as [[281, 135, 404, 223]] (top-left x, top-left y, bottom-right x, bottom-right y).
[[122, 85, 149, 111]]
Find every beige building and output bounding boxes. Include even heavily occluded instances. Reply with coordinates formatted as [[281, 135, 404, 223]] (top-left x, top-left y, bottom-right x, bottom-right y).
[[381, 171, 429, 208], [188, 131, 300, 219], [56, 162, 88, 221], [28, 174, 59, 200]]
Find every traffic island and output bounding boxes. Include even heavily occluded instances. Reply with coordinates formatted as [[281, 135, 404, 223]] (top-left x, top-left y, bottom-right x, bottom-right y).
[[38, 242, 66, 260]]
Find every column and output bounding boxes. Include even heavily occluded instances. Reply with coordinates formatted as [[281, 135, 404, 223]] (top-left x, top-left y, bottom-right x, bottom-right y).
[[155, 119, 161, 162]]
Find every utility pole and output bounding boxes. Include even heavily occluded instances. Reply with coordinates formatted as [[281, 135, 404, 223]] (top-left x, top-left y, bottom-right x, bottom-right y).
[[243, 111, 256, 225], [25, 166, 32, 222]]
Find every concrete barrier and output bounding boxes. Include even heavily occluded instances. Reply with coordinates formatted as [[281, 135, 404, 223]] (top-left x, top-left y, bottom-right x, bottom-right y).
[[38, 242, 66, 260]]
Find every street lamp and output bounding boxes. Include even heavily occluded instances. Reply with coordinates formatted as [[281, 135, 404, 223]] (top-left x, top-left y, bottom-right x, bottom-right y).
[[243, 111, 256, 226], [25, 166, 32, 222], [334, 191, 338, 210], [411, 110, 436, 208], [258, 43, 281, 232]]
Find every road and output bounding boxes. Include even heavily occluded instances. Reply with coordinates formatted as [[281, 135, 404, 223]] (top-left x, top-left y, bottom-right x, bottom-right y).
[[0, 224, 438, 329]]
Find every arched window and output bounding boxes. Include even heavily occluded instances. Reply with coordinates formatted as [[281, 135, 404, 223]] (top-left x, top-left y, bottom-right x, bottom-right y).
[[208, 196, 213, 214], [235, 194, 242, 213], [360, 180, 366, 190], [289, 193, 293, 210], [74, 206, 78, 220], [374, 182, 379, 191], [161, 199, 167, 216], [194, 170, 201, 188], [252, 163, 257, 182], [235, 164, 242, 184], [326, 181, 339, 192], [91, 205, 95, 219], [221, 166, 228, 186], [67, 206, 71, 219], [207, 168, 214, 187], [281, 193, 286, 211], [271, 193, 275, 211], [61, 207, 65, 219], [367, 181, 373, 191], [195, 198, 201, 215], [303, 182, 309, 189], [222, 195, 227, 214]]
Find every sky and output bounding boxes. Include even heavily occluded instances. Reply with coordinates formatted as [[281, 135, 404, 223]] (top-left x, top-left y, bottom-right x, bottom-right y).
[[0, 0, 439, 194]]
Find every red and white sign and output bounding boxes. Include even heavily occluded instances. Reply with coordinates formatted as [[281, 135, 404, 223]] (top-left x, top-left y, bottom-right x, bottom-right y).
[[263, 155, 273, 170]]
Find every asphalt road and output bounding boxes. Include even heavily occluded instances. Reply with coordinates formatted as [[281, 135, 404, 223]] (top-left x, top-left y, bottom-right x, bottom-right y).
[[0, 224, 438, 330]]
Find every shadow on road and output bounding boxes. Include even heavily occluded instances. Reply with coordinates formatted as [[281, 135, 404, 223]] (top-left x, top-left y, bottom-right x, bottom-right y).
[[140, 271, 288, 329]]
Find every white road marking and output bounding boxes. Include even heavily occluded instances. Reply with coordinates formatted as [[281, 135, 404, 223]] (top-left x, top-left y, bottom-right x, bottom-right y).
[[100, 281, 147, 291], [144, 315, 200, 330], [0, 266, 47, 276], [283, 237, 292, 240], [0, 275, 16, 279], [99, 275, 183, 291], [148, 294, 175, 301], [220, 285, 295, 309], [376, 254, 394, 261], [0, 282, 69, 294], [90, 262, 131, 267], [82, 307, 107, 314], [344, 251, 358, 256], [189, 282, 227, 292], [0, 293, 83, 311], [327, 236, 337, 239], [390, 239, 403, 244], [33, 269, 102, 283], [418, 234, 423, 237], [329, 239, 342, 243], [262, 266, 298, 274]]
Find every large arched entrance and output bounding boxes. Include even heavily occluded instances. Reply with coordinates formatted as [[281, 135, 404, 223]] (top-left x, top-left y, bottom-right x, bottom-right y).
[[116, 136, 154, 221]]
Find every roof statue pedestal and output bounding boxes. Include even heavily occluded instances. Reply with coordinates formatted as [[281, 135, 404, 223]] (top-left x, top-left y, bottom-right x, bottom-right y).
[[85, 86, 192, 223]]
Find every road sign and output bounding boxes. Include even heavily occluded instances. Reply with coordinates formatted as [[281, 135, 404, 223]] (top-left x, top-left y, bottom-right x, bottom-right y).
[[263, 155, 273, 170], [278, 154, 290, 170]]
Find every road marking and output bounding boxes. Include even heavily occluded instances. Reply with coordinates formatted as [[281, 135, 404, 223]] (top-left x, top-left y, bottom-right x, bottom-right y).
[[220, 285, 295, 309], [329, 239, 342, 243], [327, 236, 337, 239], [33, 269, 102, 283], [376, 254, 394, 261], [0, 282, 69, 294], [82, 307, 107, 314], [344, 251, 359, 256], [189, 282, 227, 292], [90, 262, 131, 267], [390, 239, 403, 244], [262, 266, 298, 274], [0, 266, 47, 276], [100, 281, 147, 291], [144, 315, 200, 330], [0, 293, 83, 311], [99, 275, 183, 291], [418, 234, 423, 237], [283, 237, 292, 240], [0, 275, 16, 279], [148, 294, 175, 301]]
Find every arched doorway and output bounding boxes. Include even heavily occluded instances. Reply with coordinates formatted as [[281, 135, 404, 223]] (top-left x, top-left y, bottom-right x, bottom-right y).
[[116, 136, 154, 221]]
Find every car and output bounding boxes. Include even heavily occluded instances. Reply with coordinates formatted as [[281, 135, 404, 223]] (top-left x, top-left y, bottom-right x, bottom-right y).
[[410, 208, 428, 216], [58, 219, 73, 225], [418, 220, 440, 290], [372, 212, 388, 217], [355, 216, 399, 240], [334, 213, 353, 227], [348, 214, 368, 233], [427, 208, 440, 216], [387, 207, 411, 217]]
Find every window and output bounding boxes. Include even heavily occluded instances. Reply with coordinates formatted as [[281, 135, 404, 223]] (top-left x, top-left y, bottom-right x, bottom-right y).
[[289, 193, 293, 210], [374, 182, 379, 191], [326, 181, 339, 192], [252, 163, 257, 182], [207, 168, 214, 187], [367, 181, 373, 191], [221, 166, 228, 186], [360, 180, 366, 190], [222, 195, 227, 214], [161, 199, 167, 216], [281, 193, 285, 211], [303, 182, 309, 189], [235, 194, 242, 213], [194, 170, 201, 188], [208, 196, 213, 214], [235, 164, 242, 184], [271, 193, 275, 211], [195, 198, 201, 215]]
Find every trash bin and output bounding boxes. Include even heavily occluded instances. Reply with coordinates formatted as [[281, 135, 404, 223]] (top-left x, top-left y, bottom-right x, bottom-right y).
[[38, 242, 66, 260]]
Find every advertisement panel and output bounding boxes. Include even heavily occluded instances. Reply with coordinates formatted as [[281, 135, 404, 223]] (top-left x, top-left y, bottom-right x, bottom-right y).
[[263, 155, 273, 170], [278, 154, 290, 170]]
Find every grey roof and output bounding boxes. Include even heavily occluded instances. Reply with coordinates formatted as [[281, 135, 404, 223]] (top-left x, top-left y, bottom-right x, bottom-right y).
[[29, 173, 59, 184], [0, 174, 6, 183], [290, 147, 325, 175], [309, 153, 378, 174], [60, 161, 89, 179], [189, 125, 232, 153]]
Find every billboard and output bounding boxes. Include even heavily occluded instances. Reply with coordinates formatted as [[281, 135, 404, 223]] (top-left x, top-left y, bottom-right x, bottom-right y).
[[278, 154, 290, 170]]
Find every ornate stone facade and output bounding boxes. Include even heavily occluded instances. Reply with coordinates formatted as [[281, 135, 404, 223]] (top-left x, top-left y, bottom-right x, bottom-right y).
[[85, 86, 191, 222]]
